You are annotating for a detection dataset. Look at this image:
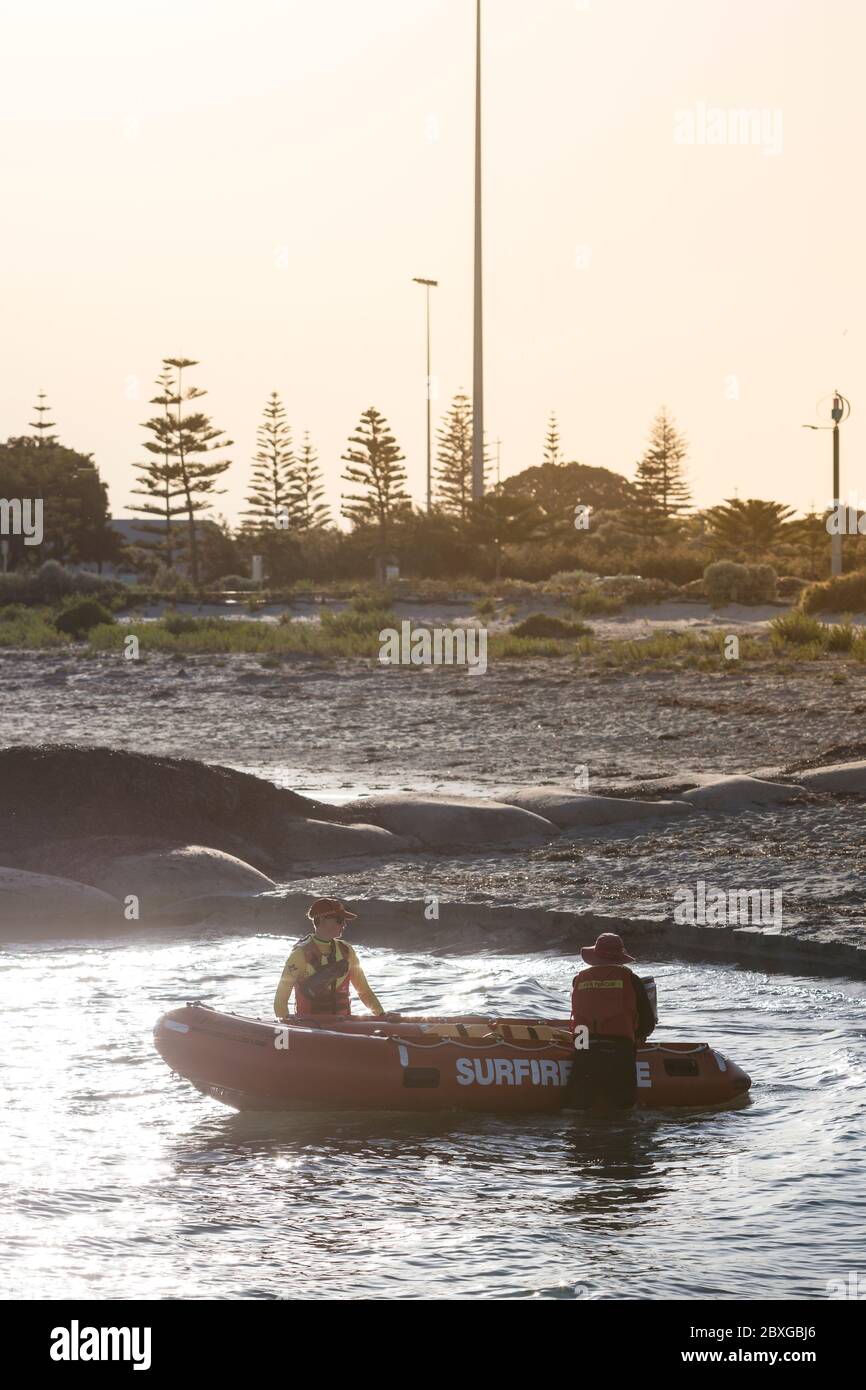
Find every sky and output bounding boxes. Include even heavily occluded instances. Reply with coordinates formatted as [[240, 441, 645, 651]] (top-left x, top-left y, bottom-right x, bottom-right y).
[[1, 0, 864, 525]]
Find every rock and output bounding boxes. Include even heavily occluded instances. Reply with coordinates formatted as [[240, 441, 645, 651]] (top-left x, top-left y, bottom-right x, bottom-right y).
[[615, 772, 715, 796], [286, 820, 416, 861], [340, 793, 558, 848], [681, 775, 804, 811], [92, 845, 276, 910], [498, 786, 694, 829], [795, 761, 866, 793], [0, 744, 342, 873], [7, 837, 275, 912], [152, 891, 287, 928], [0, 866, 122, 936]]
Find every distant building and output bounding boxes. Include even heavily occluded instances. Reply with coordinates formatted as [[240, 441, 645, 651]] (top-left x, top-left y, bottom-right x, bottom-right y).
[[71, 518, 219, 583]]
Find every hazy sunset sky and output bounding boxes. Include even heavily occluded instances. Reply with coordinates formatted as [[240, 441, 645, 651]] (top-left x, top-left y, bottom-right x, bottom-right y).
[[1, 0, 864, 523]]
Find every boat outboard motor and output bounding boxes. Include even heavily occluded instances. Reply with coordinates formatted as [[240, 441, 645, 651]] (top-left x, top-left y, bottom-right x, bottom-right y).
[[640, 977, 659, 1029]]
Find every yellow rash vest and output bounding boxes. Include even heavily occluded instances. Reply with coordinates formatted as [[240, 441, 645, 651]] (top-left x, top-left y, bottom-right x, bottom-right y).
[[273, 935, 384, 1019]]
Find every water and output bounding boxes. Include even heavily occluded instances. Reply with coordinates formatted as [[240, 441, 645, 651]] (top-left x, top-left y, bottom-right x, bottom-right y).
[[2, 932, 864, 1300]]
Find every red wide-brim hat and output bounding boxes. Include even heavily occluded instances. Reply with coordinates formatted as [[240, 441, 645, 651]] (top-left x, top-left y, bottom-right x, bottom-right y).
[[580, 932, 635, 965], [307, 897, 357, 921]]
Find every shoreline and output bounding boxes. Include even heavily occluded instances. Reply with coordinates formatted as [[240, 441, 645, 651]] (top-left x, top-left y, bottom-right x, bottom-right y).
[[160, 892, 866, 980], [5, 889, 865, 983]]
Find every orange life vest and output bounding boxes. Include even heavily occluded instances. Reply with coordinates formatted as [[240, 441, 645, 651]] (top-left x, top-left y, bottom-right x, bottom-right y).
[[295, 937, 352, 1018], [570, 965, 639, 1042]]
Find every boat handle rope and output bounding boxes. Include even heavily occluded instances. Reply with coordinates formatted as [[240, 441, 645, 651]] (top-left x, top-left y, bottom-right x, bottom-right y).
[[382, 1033, 567, 1052], [381, 1035, 710, 1055]]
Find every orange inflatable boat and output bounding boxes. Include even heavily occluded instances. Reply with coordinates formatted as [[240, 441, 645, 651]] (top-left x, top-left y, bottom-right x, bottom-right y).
[[153, 1004, 751, 1112]]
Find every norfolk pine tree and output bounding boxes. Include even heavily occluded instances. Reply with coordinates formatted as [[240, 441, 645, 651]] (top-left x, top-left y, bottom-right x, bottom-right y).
[[30, 390, 57, 446], [163, 357, 232, 586], [341, 407, 410, 555], [633, 407, 691, 528], [243, 391, 296, 530], [291, 432, 330, 529], [131, 366, 186, 568], [435, 391, 473, 519], [543, 411, 562, 466]]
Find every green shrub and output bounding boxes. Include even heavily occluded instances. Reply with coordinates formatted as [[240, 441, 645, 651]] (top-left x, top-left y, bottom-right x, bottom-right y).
[[490, 633, 589, 658], [540, 569, 600, 596], [777, 575, 810, 599], [568, 589, 623, 616], [320, 605, 397, 636], [217, 573, 260, 592], [825, 622, 857, 652], [632, 549, 709, 585], [770, 611, 824, 646], [161, 612, 205, 635], [0, 560, 122, 607], [149, 565, 196, 597], [53, 598, 115, 638], [801, 570, 866, 615], [704, 561, 777, 605], [596, 574, 674, 603], [0, 605, 66, 647], [512, 613, 591, 638], [678, 578, 706, 599], [348, 589, 395, 613]]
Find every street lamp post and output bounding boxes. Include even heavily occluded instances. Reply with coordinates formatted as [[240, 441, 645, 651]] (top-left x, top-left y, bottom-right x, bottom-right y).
[[831, 394, 843, 577], [472, 0, 484, 500], [802, 391, 851, 578], [412, 277, 438, 512]]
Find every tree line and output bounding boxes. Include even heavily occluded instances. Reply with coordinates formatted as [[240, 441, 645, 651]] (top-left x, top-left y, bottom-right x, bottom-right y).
[[0, 363, 847, 585]]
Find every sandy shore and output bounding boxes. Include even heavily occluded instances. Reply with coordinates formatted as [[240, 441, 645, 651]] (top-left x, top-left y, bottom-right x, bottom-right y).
[[2, 646, 864, 794]]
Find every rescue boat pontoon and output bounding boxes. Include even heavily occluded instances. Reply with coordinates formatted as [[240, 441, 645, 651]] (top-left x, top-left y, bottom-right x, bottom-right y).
[[153, 1004, 751, 1112]]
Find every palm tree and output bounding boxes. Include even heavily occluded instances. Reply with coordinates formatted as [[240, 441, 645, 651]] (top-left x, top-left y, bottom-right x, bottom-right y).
[[706, 498, 796, 561]]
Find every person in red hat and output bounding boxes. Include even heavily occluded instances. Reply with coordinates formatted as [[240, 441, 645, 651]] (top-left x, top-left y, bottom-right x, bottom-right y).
[[567, 932, 656, 1109], [273, 898, 388, 1021]]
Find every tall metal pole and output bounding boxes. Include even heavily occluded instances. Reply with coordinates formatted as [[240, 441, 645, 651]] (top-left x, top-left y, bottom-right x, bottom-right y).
[[832, 400, 842, 577], [802, 391, 850, 579], [413, 277, 438, 512], [425, 282, 432, 512], [471, 0, 485, 500]]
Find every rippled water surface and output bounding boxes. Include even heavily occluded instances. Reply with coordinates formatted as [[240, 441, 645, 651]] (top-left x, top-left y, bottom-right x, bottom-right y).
[[2, 934, 864, 1300]]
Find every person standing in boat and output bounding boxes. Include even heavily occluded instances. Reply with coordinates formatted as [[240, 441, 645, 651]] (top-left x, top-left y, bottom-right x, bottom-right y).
[[567, 932, 656, 1109], [273, 898, 387, 1020]]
